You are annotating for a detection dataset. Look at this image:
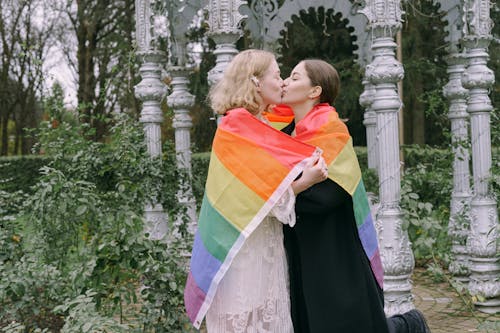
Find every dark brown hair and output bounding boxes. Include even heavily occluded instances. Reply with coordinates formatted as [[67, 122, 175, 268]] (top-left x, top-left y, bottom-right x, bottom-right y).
[[302, 59, 340, 105]]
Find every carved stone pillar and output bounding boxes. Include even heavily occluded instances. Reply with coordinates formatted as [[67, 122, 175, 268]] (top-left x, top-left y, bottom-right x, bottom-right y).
[[360, 77, 378, 170], [206, 0, 247, 86], [135, 0, 168, 240], [360, 0, 414, 316], [461, 0, 500, 314], [134, 51, 169, 240], [167, 67, 198, 234], [443, 52, 471, 281]]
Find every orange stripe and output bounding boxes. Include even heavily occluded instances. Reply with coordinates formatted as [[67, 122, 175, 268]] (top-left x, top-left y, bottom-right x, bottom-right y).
[[213, 129, 289, 200], [300, 114, 350, 164], [263, 112, 294, 124]]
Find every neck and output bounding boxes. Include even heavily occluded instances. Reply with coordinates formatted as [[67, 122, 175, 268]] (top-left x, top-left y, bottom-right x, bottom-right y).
[[290, 100, 318, 123]]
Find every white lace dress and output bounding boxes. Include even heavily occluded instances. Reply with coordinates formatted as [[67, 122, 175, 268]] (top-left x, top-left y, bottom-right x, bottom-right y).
[[206, 188, 296, 333]]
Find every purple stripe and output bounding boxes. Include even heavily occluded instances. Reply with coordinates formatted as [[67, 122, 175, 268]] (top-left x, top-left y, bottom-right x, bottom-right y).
[[190, 232, 222, 294], [358, 214, 378, 259], [184, 272, 206, 324], [370, 249, 384, 288]]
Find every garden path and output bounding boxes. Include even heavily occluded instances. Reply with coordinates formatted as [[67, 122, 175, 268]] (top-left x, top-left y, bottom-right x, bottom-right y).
[[413, 268, 499, 333]]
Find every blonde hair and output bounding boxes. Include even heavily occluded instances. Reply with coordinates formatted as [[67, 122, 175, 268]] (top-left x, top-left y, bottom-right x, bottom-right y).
[[209, 49, 275, 115]]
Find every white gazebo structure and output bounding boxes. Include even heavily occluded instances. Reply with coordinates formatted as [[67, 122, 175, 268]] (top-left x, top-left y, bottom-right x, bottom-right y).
[[134, 0, 499, 315]]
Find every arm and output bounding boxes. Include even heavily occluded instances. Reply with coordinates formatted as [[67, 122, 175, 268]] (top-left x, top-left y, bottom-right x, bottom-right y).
[[271, 156, 327, 226]]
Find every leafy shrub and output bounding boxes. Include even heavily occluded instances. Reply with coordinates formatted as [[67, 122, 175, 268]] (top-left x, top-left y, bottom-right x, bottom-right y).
[[0, 114, 193, 332], [0, 155, 51, 194]]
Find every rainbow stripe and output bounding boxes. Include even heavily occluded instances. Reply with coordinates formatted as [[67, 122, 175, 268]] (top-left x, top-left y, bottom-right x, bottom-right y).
[[184, 108, 320, 328], [263, 104, 294, 130], [263, 111, 294, 130], [294, 103, 384, 289]]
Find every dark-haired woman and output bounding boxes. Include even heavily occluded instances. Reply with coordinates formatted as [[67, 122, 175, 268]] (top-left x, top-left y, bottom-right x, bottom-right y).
[[281, 59, 431, 333]]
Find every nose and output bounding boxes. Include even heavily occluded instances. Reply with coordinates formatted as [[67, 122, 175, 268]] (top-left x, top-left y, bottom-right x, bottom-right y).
[[282, 78, 289, 87]]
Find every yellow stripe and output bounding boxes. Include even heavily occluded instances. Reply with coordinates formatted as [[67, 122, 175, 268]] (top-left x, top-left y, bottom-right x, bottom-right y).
[[269, 122, 289, 130], [206, 154, 265, 232], [328, 138, 361, 195]]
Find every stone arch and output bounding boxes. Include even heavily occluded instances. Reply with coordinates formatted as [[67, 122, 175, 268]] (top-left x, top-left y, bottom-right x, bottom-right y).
[[242, 0, 372, 67]]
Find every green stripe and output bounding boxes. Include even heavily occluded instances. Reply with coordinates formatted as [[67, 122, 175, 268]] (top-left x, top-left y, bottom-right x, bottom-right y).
[[352, 181, 371, 227], [198, 194, 240, 262]]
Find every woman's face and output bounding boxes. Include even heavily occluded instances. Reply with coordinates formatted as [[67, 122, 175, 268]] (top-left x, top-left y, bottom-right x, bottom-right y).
[[258, 59, 283, 107], [281, 62, 314, 106]]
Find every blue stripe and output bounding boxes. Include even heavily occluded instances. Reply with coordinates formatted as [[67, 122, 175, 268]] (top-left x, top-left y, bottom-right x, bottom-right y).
[[190, 232, 222, 294], [358, 214, 378, 259]]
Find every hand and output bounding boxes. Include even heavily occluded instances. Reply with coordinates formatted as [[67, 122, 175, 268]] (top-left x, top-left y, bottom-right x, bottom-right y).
[[302, 155, 328, 185], [292, 155, 329, 194]]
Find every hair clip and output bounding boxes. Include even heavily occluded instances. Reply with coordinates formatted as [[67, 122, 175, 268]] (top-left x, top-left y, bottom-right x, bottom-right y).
[[250, 76, 260, 87]]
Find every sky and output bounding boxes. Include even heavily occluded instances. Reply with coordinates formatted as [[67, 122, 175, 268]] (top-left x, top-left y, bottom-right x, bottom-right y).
[[44, 47, 78, 108], [33, 0, 78, 108]]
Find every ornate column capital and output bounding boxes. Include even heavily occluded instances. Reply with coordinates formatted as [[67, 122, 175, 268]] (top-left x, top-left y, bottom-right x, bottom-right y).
[[206, 0, 247, 86], [463, 0, 494, 39], [207, 0, 247, 36], [358, 0, 403, 37], [136, 0, 172, 51]]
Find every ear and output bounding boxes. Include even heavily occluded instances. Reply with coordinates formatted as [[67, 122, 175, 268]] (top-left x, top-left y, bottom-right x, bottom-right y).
[[309, 86, 322, 99]]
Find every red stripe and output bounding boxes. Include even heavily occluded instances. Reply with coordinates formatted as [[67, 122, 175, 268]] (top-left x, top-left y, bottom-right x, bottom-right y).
[[219, 108, 315, 165]]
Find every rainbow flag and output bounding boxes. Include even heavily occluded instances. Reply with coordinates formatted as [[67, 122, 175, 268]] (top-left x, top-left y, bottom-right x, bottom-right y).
[[263, 104, 294, 130], [263, 111, 294, 130], [294, 103, 384, 289], [184, 108, 320, 328]]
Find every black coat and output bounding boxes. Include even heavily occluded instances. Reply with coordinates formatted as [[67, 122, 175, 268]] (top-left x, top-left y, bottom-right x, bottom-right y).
[[282, 122, 390, 333]]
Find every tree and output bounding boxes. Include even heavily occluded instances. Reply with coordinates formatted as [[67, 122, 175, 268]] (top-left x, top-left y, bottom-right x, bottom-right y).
[[59, 0, 140, 141], [401, 0, 448, 145], [0, 0, 58, 155]]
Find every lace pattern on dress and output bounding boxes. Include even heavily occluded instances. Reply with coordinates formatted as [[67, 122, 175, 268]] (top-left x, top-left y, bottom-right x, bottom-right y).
[[270, 187, 296, 227], [206, 188, 295, 333]]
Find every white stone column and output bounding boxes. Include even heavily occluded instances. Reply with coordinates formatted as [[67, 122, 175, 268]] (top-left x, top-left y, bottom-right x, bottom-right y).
[[134, 0, 168, 240], [206, 0, 247, 86], [360, 0, 415, 316], [443, 52, 472, 281], [461, 0, 500, 314], [167, 67, 198, 234], [360, 77, 378, 170], [135, 51, 169, 240]]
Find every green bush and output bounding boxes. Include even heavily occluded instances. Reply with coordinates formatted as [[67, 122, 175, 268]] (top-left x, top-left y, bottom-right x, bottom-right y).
[[0, 155, 52, 194], [0, 115, 193, 332]]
